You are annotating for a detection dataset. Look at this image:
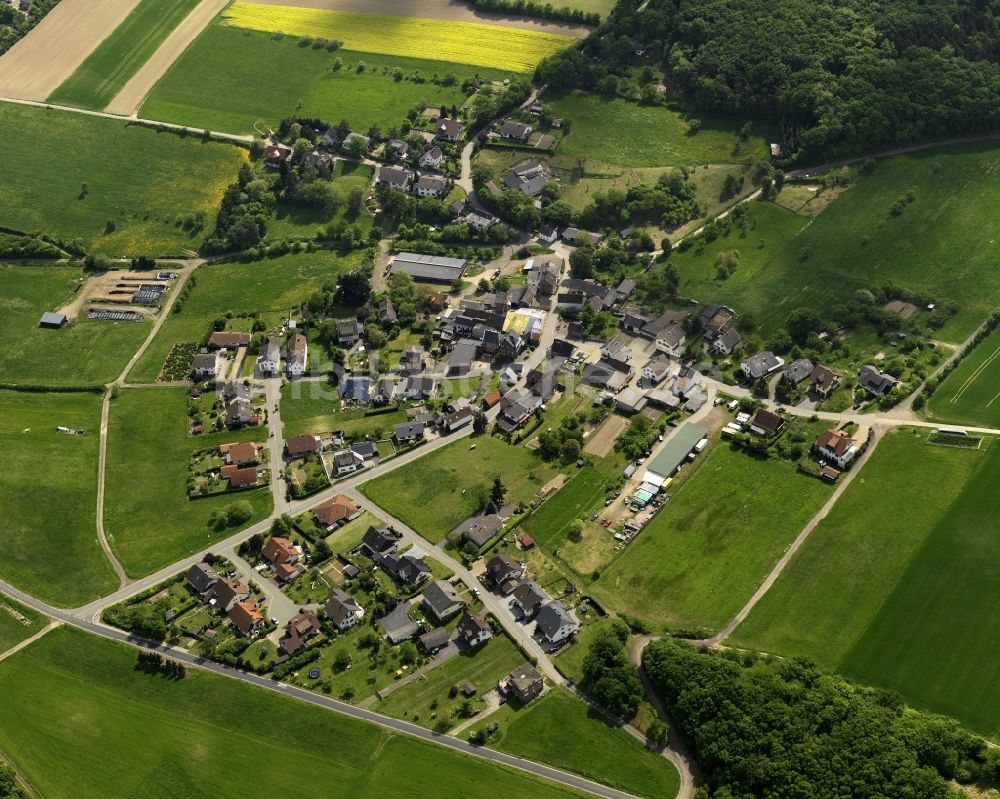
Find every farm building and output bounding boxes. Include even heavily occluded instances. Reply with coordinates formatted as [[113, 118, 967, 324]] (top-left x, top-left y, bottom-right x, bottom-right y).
[[643, 422, 708, 484], [39, 311, 67, 328], [389, 252, 467, 283]]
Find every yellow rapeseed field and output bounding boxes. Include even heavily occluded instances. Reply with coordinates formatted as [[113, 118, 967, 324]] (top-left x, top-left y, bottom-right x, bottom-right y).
[[222, 3, 573, 72]]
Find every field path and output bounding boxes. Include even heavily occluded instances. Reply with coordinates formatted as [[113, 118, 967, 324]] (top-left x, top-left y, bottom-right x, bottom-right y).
[[700, 426, 886, 647], [0, 0, 142, 101], [237, 0, 592, 36], [0, 621, 60, 665], [106, 0, 231, 116]]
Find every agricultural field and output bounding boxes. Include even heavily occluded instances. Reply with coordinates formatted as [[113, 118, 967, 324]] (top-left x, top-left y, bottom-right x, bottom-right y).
[[104, 387, 272, 577], [0, 596, 45, 654], [669, 142, 1000, 342], [925, 326, 1000, 428], [141, 21, 512, 136], [0, 627, 587, 799], [48, 0, 202, 110], [0, 391, 118, 607], [591, 442, 829, 633], [0, 265, 149, 387], [129, 251, 356, 382], [492, 689, 680, 799], [836, 440, 1000, 736], [0, 103, 246, 256], [731, 429, 987, 668], [546, 91, 767, 167], [559, 0, 618, 14], [360, 436, 558, 541], [222, 4, 574, 73]]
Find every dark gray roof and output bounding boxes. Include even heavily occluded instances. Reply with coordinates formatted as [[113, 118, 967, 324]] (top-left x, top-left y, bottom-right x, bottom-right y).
[[535, 601, 576, 639], [784, 358, 815, 384], [419, 627, 451, 651], [456, 514, 503, 547], [377, 601, 419, 643], [422, 580, 464, 619]]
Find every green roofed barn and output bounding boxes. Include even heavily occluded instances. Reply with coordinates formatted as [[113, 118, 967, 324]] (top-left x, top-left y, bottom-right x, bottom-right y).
[[644, 423, 708, 484]]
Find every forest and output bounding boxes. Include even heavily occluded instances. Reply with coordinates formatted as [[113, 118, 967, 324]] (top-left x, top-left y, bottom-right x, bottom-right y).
[[643, 639, 1000, 798], [536, 0, 1000, 160]]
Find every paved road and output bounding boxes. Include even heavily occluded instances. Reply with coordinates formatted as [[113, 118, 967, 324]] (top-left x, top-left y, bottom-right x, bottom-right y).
[[0, 576, 644, 799], [262, 377, 290, 516]]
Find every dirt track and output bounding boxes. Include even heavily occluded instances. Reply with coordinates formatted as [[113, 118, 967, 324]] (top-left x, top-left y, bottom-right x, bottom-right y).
[[0, 0, 142, 101], [106, 0, 230, 115], [238, 0, 591, 36]]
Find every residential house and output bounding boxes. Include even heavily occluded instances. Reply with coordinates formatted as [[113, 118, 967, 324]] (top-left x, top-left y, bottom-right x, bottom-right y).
[[550, 338, 575, 359], [399, 345, 425, 375], [393, 420, 425, 444], [711, 328, 743, 356], [258, 337, 282, 375], [222, 441, 260, 467], [783, 358, 815, 385], [815, 428, 859, 469], [332, 448, 365, 476], [581, 359, 633, 392], [749, 409, 786, 438], [209, 331, 251, 350], [337, 319, 363, 347], [375, 376, 399, 405], [435, 118, 464, 142], [535, 600, 579, 644], [441, 406, 475, 433], [448, 339, 478, 375], [320, 126, 342, 150], [351, 441, 378, 461], [285, 334, 307, 377], [420, 146, 445, 169], [466, 210, 497, 233], [809, 364, 841, 397], [186, 562, 219, 595], [699, 304, 739, 339], [642, 354, 672, 385], [262, 536, 304, 583], [378, 552, 431, 587], [354, 525, 401, 559], [455, 514, 503, 548], [622, 311, 649, 336], [455, 611, 492, 648], [601, 335, 631, 362], [498, 120, 533, 141], [324, 589, 365, 632], [503, 160, 550, 196], [192, 351, 220, 380], [263, 144, 291, 167], [486, 554, 526, 595], [211, 576, 250, 613], [303, 150, 334, 177], [415, 175, 448, 198], [376, 165, 414, 192], [614, 278, 637, 303], [222, 382, 255, 427], [386, 139, 409, 161], [501, 663, 544, 704], [313, 494, 362, 531], [224, 466, 258, 489], [511, 580, 548, 619], [341, 131, 371, 152], [858, 365, 898, 396], [403, 375, 437, 400], [377, 601, 420, 644], [229, 600, 264, 638], [279, 612, 322, 655], [500, 330, 525, 359], [285, 434, 321, 459], [561, 227, 603, 247], [537, 225, 559, 245], [616, 387, 647, 414], [378, 298, 397, 325], [422, 580, 465, 622], [339, 376, 371, 403], [740, 351, 784, 382]]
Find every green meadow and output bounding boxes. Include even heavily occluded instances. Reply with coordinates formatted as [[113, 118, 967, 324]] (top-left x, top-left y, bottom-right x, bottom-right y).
[[925, 325, 1000, 428], [0, 595, 45, 654], [0, 103, 246, 256], [0, 391, 117, 606], [669, 142, 1000, 342], [0, 627, 585, 799], [142, 24, 507, 135], [592, 443, 829, 633], [0, 264, 149, 386], [48, 0, 202, 110], [104, 387, 271, 576]]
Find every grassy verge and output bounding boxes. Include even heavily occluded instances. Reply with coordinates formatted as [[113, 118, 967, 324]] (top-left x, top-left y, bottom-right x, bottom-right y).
[[0, 596, 46, 654]]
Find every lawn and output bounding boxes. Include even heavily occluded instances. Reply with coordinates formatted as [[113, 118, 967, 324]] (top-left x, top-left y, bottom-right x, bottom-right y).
[[560, 0, 617, 14], [129, 250, 356, 382], [0, 627, 586, 799], [223, 3, 574, 73], [546, 91, 767, 167], [925, 325, 1000, 428], [0, 103, 246, 256], [0, 391, 118, 606], [836, 440, 1000, 736], [730, 429, 987, 668], [591, 443, 830, 633], [280, 386, 408, 439], [553, 616, 619, 684], [670, 142, 1000, 343], [141, 23, 509, 135], [520, 459, 619, 551], [0, 264, 149, 387], [494, 689, 680, 799], [360, 436, 557, 541], [47, 0, 202, 110], [374, 635, 525, 726], [104, 387, 272, 577], [0, 596, 45, 655], [269, 161, 374, 239]]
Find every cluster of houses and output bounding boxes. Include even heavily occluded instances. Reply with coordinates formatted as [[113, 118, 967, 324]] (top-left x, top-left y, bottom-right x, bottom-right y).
[[483, 553, 580, 646], [258, 332, 307, 378], [185, 562, 267, 638]]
